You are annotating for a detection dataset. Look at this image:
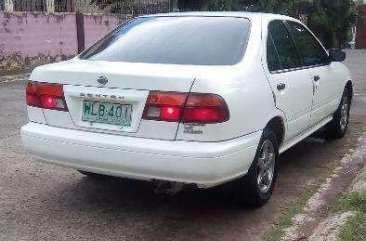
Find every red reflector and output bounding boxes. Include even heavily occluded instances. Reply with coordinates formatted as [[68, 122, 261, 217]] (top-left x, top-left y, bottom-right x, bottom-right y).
[[182, 94, 229, 123], [26, 81, 68, 111], [26, 81, 38, 95], [26, 94, 40, 107], [183, 107, 225, 123]]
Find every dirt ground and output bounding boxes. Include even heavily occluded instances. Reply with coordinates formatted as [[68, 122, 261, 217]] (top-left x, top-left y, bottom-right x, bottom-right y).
[[0, 50, 365, 241]]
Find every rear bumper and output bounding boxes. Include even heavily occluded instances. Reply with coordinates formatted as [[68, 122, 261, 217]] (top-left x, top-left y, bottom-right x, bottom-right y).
[[21, 123, 261, 188]]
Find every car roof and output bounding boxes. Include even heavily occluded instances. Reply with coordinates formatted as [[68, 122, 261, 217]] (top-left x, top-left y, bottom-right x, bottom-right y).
[[140, 11, 297, 21]]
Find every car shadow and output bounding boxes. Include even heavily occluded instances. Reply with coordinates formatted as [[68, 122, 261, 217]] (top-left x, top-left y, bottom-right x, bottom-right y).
[[37, 121, 363, 240], [56, 122, 362, 212]]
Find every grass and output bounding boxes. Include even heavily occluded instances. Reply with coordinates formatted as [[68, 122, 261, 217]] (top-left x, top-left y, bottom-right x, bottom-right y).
[[331, 191, 366, 214], [332, 191, 366, 241], [262, 186, 318, 241], [263, 160, 342, 241], [338, 213, 366, 241], [263, 129, 362, 241], [263, 125, 364, 241]]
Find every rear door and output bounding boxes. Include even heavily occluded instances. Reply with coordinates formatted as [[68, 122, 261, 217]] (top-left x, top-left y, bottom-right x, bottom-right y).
[[265, 20, 314, 142], [285, 21, 343, 126]]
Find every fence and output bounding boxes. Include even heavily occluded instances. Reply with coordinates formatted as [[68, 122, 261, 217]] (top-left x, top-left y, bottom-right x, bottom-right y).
[[0, 0, 171, 15], [0, 0, 174, 70]]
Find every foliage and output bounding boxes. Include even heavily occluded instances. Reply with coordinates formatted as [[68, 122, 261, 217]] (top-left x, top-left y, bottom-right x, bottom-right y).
[[206, 0, 357, 48], [207, 0, 358, 48], [307, 0, 358, 48], [339, 213, 366, 241], [90, 0, 358, 48], [332, 191, 366, 214], [204, 0, 313, 14], [90, 0, 169, 14], [90, 0, 127, 13], [331, 191, 366, 241]]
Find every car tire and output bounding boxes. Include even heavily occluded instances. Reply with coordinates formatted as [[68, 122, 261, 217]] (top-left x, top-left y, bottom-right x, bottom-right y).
[[78, 170, 109, 180], [325, 88, 351, 139], [233, 127, 278, 207]]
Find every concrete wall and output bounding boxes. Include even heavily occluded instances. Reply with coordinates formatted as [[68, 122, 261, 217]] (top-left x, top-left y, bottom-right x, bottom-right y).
[[83, 14, 123, 48], [356, 5, 366, 49], [0, 12, 77, 69], [0, 11, 127, 70]]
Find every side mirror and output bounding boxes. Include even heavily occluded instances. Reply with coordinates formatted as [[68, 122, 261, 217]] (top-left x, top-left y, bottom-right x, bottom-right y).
[[329, 49, 346, 62]]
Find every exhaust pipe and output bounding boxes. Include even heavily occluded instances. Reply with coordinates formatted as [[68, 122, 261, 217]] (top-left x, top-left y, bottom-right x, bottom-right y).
[[152, 180, 185, 195]]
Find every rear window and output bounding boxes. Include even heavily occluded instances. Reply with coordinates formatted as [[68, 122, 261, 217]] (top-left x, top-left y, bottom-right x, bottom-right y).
[[79, 16, 250, 66]]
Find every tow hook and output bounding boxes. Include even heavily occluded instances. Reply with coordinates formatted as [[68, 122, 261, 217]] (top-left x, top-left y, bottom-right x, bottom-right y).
[[152, 180, 185, 195]]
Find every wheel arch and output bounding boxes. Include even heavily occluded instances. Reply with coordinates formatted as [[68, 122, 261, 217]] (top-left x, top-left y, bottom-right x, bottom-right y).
[[345, 80, 353, 103], [265, 116, 285, 147]]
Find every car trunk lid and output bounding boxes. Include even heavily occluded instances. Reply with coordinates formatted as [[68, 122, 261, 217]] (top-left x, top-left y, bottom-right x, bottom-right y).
[[31, 59, 197, 140]]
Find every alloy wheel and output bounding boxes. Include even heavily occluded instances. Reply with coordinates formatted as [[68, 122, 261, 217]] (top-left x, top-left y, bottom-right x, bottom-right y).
[[257, 140, 276, 194], [340, 96, 350, 131]]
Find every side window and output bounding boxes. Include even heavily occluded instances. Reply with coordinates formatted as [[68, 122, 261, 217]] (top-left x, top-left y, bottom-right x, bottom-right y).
[[267, 33, 281, 71], [287, 21, 328, 66], [268, 21, 301, 70]]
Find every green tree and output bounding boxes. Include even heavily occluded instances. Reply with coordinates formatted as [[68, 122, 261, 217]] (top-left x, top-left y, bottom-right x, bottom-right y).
[[204, 0, 312, 14], [187, 0, 357, 48], [90, 0, 357, 48], [307, 0, 357, 48]]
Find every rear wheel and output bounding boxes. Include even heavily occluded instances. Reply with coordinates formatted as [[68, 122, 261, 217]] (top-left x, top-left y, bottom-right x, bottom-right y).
[[325, 88, 351, 139], [233, 128, 278, 207]]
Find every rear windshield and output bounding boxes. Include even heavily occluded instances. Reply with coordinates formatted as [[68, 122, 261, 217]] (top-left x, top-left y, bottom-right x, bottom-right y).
[[79, 16, 250, 65]]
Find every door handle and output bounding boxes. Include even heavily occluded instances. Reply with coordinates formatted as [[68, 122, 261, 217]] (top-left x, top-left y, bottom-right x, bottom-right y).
[[314, 75, 320, 82], [277, 83, 286, 91]]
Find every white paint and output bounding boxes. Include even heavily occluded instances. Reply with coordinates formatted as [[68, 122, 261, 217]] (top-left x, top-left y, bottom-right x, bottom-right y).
[[22, 12, 351, 188], [21, 122, 260, 187]]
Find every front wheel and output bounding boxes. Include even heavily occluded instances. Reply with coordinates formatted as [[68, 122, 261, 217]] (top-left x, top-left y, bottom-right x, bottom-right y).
[[325, 88, 351, 139], [233, 128, 278, 207]]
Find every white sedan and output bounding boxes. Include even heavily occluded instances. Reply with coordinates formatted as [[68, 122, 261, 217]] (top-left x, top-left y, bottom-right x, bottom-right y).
[[21, 12, 353, 206]]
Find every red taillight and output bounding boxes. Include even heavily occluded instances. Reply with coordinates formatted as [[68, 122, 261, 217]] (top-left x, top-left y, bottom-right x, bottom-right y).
[[183, 93, 229, 123], [183, 108, 224, 123], [143, 92, 187, 122], [26, 81, 68, 111], [26, 93, 40, 107], [160, 106, 182, 120], [143, 91, 229, 123]]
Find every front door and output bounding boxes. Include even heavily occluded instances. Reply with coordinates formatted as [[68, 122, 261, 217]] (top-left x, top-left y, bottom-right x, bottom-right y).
[[285, 21, 343, 126], [265, 21, 314, 142]]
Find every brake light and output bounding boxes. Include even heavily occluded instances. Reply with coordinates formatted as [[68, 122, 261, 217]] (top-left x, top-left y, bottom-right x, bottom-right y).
[[143, 91, 229, 123], [143, 92, 187, 122], [26, 81, 68, 111], [183, 93, 229, 123]]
